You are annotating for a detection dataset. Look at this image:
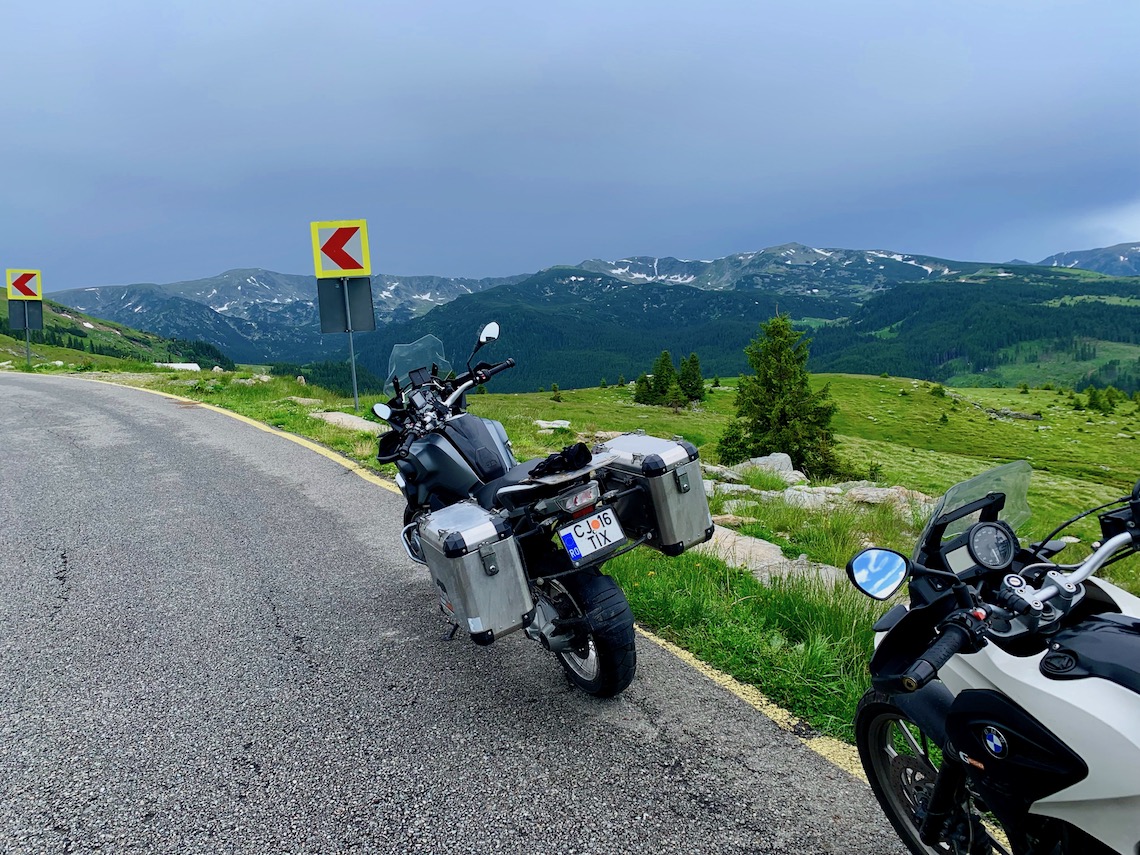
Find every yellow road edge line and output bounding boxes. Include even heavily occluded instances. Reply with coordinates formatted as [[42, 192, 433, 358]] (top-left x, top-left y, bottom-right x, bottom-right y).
[[73, 376, 401, 494], [636, 626, 866, 782], [68, 374, 864, 780]]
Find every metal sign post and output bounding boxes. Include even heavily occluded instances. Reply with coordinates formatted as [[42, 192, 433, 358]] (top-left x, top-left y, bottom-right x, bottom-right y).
[[342, 278, 359, 409], [310, 222, 375, 411]]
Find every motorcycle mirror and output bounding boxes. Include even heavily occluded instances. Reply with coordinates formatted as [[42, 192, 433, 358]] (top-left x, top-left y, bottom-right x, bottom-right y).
[[372, 402, 392, 422], [468, 321, 500, 373], [847, 548, 910, 600], [478, 321, 500, 345]]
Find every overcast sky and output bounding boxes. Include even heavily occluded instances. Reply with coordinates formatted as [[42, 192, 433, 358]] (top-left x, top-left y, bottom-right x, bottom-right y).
[[2, 0, 1138, 291]]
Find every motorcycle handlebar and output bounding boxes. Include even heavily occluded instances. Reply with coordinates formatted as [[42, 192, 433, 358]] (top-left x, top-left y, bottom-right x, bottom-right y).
[[901, 623, 971, 692], [444, 359, 516, 410], [1037, 531, 1135, 603]]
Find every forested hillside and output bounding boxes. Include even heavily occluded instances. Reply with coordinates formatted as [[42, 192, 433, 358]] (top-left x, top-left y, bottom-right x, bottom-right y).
[[351, 268, 854, 392], [810, 273, 1140, 391]]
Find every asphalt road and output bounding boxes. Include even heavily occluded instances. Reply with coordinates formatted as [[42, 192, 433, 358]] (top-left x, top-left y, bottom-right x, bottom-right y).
[[0, 373, 905, 854]]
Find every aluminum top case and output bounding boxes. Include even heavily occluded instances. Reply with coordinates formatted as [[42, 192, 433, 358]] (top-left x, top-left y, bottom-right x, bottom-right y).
[[596, 431, 714, 556], [417, 500, 534, 645]]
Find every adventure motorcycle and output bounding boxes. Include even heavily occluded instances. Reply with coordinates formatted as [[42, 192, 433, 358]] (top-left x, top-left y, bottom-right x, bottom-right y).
[[846, 460, 1140, 854], [371, 322, 713, 697]]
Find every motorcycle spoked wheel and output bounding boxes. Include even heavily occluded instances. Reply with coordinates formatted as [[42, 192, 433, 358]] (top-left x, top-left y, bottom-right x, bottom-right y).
[[855, 690, 1013, 855], [540, 571, 636, 698]]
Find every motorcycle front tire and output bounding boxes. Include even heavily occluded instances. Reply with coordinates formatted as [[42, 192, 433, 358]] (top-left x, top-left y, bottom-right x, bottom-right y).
[[550, 571, 636, 698], [857, 689, 1114, 855]]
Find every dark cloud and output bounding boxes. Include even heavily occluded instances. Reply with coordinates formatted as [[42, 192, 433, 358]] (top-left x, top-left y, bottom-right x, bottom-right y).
[[2, 0, 1137, 290]]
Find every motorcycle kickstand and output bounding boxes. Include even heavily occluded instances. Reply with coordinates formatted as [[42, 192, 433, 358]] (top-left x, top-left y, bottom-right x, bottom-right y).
[[443, 622, 459, 641]]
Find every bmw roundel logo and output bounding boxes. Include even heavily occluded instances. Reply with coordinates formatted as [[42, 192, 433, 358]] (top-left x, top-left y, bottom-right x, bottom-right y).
[[982, 726, 1008, 758]]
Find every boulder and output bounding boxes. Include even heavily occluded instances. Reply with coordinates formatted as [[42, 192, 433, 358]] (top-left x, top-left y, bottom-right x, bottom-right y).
[[782, 487, 836, 510], [715, 482, 759, 495], [701, 462, 743, 482], [212, 365, 225, 373], [711, 514, 760, 526], [534, 419, 571, 429], [296, 375, 307, 385], [747, 452, 793, 472], [310, 411, 387, 435], [845, 485, 933, 511], [286, 396, 323, 406]]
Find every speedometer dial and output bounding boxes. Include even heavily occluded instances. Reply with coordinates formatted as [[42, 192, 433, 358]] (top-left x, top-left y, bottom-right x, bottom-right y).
[[967, 523, 1016, 570]]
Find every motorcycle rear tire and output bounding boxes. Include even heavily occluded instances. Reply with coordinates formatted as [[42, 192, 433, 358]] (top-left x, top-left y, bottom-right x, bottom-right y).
[[551, 572, 636, 698]]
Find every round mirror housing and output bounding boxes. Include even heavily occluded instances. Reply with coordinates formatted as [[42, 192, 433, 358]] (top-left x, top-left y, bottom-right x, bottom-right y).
[[371, 402, 392, 422], [479, 321, 500, 345], [847, 548, 909, 600]]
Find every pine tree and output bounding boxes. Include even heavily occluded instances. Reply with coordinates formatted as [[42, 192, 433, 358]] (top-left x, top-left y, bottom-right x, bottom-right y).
[[664, 379, 687, 413], [633, 373, 653, 404], [718, 313, 841, 476], [678, 352, 705, 402], [1086, 387, 1104, 413], [649, 350, 677, 404]]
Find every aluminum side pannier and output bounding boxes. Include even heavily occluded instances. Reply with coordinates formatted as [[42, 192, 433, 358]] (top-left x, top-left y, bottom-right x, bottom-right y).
[[595, 431, 714, 556], [417, 500, 534, 645]]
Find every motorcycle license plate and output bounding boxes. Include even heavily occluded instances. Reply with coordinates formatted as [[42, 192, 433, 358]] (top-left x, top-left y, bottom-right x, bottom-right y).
[[559, 508, 626, 565]]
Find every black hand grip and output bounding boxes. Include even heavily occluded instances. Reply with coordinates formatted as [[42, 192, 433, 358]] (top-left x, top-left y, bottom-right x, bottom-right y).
[[397, 432, 417, 460], [477, 358, 515, 382], [901, 623, 970, 692]]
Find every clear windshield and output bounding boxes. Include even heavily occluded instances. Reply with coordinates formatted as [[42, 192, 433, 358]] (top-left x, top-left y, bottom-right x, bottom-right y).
[[913, 460, 1033, 562], [384, 335, 453, 398]]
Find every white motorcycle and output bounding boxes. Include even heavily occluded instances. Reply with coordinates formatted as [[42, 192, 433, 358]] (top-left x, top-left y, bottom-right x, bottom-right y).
[[847, 460, 1140, 854]]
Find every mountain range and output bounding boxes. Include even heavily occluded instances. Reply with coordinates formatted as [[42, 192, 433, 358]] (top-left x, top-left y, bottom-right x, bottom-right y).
[[52, 269, 525, 363], [41, 240, 1140, 392]]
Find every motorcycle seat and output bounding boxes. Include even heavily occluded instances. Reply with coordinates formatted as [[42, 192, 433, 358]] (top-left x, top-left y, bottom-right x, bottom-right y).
[[473, 458, 545, 511]]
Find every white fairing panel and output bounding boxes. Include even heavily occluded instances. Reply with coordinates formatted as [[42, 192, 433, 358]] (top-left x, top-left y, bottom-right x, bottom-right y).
[[937, 577, 1140, 854]]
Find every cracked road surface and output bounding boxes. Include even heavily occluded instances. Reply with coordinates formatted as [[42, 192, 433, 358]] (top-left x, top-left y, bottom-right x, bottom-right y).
[[0, 374, 905, 854]]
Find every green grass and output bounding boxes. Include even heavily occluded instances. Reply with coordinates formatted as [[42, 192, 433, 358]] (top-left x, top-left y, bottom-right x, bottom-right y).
[[606, 547, 891, 741], [734, 500, 925, 567], [738, 467, 795, 491]]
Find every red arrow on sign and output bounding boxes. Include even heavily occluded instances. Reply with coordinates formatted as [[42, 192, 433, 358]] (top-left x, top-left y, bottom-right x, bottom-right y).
[[11, 273, 37, 296], [321, 227, 362, 270]]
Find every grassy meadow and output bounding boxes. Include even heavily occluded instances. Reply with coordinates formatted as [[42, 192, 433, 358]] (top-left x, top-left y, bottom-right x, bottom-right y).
[[10, 356, 1140, 740]]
